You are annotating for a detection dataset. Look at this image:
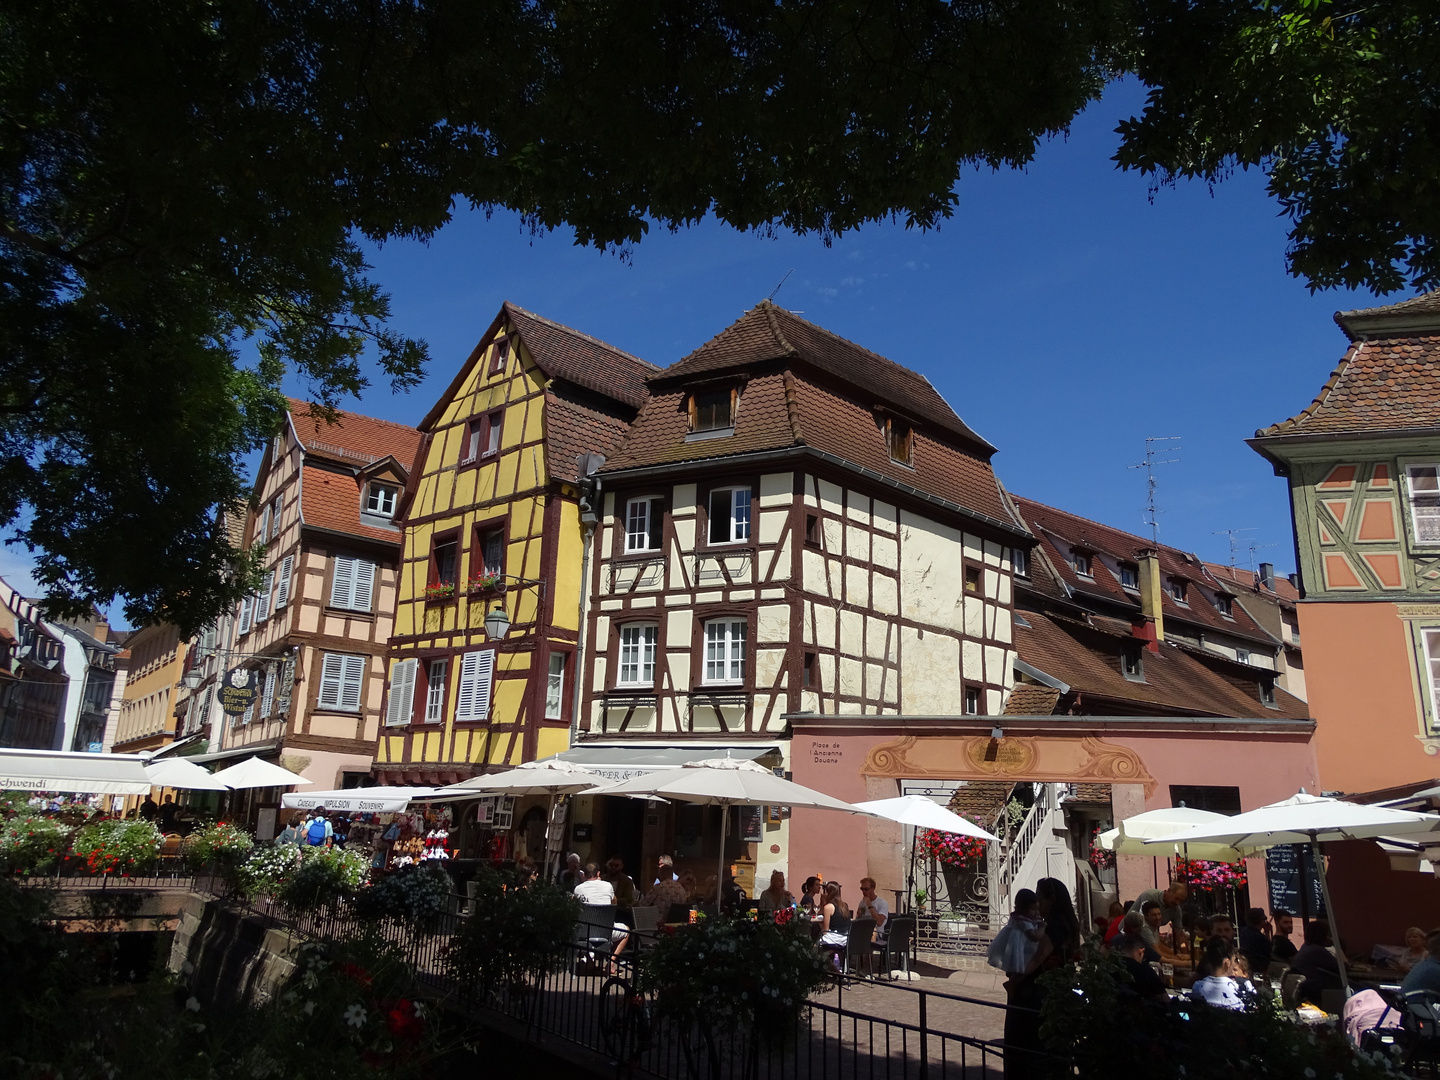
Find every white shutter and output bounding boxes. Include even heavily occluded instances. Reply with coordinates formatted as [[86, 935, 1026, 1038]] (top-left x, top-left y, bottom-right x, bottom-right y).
[[455, 650, 496, 721], [238, 595, 254, 635], [271, 496, 282, 539], [330, 556, 355, 609], [255, 571, 273, 622], [259, 507, 271, 541], [340, 655, 366, 711], [351, 560, 376, 612], [274, 554, 294, 608], [318, 653, 345, 709], [385, 658, 419, 726]]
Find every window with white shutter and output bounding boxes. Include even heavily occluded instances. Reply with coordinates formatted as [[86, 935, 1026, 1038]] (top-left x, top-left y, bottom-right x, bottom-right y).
[[274, 554, 294, 608], [330, 556, 376, 611], [318, 653, 366, 712], [385, 658, 419, 726], [270, 496, 282, 539], [259, 506, 271, 541], [454, 650, 495, 722], [255, 571, 274, 622], [425, 659, 448, 723], [238, 595, 254, 635]]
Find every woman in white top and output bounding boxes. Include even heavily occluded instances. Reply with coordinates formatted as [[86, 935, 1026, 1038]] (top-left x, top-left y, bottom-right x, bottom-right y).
[[1191, 938, 1249, 1010]]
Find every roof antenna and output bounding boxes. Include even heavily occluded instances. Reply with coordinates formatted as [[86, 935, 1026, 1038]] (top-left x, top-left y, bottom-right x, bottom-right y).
[[1213, 527, 1256, 568], [1129, 436, 1181, 544], [767, 268, 795, 303], [1246, 539, 1280, 573]]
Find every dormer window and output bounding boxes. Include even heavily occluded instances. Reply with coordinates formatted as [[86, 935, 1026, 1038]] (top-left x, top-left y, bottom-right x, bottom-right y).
[[1169, 578, 1188, 603], [1012, 547, 1029, 578], [886, 419, 914, 465], [1260, 677, 1276, 707], [1072, 551, 1092, 578], [1119, 564, 1138, 590], [1216, 594, 1233, 618], [689, 389, 734, 433], [366, 483, 398, 519], [1122, 646, 1145, 681]]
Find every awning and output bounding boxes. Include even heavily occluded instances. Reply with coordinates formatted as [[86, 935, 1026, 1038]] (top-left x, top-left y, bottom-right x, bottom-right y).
[[187, 741, 281, 765], [281, 787, 446, 813], [0, 748, 153, 795], [553, 744, 777, 783]]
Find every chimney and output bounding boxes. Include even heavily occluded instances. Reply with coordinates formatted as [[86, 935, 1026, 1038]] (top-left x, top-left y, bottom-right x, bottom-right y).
[[1136, 548, 1165, 650], [1259, 562, 1275, 591]]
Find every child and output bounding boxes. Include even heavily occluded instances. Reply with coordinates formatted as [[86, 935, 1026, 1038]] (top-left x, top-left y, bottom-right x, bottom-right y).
[[987, 889, 1046, 981]]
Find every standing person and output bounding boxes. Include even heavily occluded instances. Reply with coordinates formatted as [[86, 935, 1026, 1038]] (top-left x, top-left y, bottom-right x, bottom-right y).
[[987, 888, 1046, 984], [1133, 881, 1187, 953], [757, 871, 794, 912], [276, 813, 304, 845], [156, 795, 179, 832], [856, 877, 891, 940], [138, 795, 159, 823], [304, 807, 333, 847], [1004, 877, 1081, 1080]]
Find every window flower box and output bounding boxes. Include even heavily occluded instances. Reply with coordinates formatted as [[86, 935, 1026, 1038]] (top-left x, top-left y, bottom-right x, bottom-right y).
[[465, 573, 505, 595], [423, 582, 456, 603]]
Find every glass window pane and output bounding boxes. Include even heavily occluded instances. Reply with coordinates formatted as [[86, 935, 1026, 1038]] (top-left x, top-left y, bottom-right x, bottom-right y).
[[732, 489, 751, 541]]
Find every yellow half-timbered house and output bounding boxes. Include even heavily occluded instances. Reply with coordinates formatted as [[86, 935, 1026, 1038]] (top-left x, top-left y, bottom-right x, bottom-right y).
[[374, 304, 655, 791]]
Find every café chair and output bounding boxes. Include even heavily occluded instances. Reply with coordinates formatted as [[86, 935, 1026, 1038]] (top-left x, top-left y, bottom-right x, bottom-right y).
[[841, 918, 877, 979], [1402, 989, 1440, 1067], [1264, 961, 1289, 988], [1280, 973, 1305, 1010], [574, 903, 620, 975], [632, 905, 660, 934], [664, 902, 692, 924], [873, 915, 915, 980]]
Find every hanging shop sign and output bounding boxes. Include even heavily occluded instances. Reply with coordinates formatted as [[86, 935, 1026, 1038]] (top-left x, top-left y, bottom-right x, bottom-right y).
[[217, 668, 258, 715]]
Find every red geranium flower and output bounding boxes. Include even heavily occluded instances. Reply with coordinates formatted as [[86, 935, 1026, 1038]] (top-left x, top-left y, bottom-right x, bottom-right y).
[[339, 962, 373, 987], [385, 999, 424, 1041]]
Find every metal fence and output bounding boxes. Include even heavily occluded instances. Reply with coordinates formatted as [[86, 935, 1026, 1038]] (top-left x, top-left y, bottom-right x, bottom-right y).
[[12, 857, 198, 892]]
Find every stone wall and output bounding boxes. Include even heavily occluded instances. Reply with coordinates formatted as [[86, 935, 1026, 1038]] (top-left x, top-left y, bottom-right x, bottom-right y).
[[168, 894, 301, 1008]]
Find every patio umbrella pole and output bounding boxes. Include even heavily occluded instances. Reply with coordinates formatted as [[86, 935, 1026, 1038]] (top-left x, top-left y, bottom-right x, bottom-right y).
[[717, 802, 729, 913], [1310, 836, 1350, 998]]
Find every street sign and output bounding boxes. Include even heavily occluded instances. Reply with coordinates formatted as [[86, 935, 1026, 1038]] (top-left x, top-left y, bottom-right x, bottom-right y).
[[217, 668, 258, 715]]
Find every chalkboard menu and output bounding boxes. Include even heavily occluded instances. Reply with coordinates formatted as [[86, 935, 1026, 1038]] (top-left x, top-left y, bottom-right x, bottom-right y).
[[740, 805, 764, 843], [1265, 844, 1326, 917]]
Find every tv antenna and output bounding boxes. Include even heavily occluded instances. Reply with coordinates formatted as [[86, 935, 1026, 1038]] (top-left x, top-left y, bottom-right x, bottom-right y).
[[1213, 527, 1256, 568], [767, 268, 795, 303], [1129, 436, 1182, 543], [1247, 540, 1280, 573]]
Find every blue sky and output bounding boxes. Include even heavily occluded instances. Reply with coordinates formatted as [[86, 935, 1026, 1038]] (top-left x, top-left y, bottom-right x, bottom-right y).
[[2, 79, 1384, 623]]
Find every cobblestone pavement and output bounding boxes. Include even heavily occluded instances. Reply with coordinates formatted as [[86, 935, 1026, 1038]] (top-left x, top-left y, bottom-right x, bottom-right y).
[[822, 964, 1011, 1046]]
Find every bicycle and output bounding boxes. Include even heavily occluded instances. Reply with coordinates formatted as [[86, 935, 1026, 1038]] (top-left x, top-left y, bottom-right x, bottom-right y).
[[598, 966, 653, 1070]]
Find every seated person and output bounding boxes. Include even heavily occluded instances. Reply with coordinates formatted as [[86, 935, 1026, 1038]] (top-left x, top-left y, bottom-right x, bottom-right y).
[[643, 862, 690, 914], [1102, 900, 1127, 944], [1398, 926, 1428, 973], [1291, 919, 1343, 1006], [1191, 938, 1248, 1011], [758, 870, 795, 912], [855, 877, 890, 940], [1110, 932, 1168, 1001], [1271, 910, 1299, 963], [799, 876, 824, 915], [1120, 910, 1160, 964], [1237, 907, 1273, 976], [1140, 901, 1187, 963], [1209, 914, 1237, 945], [573, 863, 631, 971], [819, 882, 853, 948], [1401, 929, 1440, 995], [1135, 881, 1187, 951]]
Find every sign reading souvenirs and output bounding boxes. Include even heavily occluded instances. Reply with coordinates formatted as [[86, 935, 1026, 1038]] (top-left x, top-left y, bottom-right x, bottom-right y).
[[217, 668, 258, 716]]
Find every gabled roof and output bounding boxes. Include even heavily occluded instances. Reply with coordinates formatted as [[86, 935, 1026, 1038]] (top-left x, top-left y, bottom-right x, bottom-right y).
[[288, 399, 424, 469], [286, 401, 423, 544], [1013, 610, 1308, 719], [1203, 561, 1300, 606], [420, 303, 657, 431], [1012, 496, 1276, 645], [1255, 292, 1440, 440], [656, 301, 994, 454]]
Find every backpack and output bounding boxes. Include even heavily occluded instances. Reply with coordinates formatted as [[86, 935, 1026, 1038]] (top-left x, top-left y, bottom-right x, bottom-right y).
[[306, 818, 329, 845]]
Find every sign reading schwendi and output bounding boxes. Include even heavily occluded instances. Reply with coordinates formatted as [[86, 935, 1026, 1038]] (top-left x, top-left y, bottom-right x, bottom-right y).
[[217, 668, 258, 715]]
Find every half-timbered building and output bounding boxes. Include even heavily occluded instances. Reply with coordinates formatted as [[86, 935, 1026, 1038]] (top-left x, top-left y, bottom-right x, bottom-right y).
[[574, 301, 1032, 884], [204, 401, 422, 810], [372, 304, 655, 815]]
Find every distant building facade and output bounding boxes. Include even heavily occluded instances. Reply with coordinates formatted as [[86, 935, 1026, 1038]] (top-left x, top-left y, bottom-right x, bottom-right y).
[[112, 623, 184, 755]]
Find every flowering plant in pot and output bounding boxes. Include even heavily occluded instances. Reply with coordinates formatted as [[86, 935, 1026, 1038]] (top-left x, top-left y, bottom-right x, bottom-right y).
[[918, 821, 989, 870], [183, 820, 255, 872], [465, 571, 503, 593], [423, 582, 456, 602], [1175, 858, 1248, 890], [237, 843, 303, 898], [70, 818, 162, 875], [0, 812, 72, 874], [280, 844, 370, 910]]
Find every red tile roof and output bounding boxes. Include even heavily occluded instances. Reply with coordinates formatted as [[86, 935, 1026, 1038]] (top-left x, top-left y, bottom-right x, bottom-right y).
[[1204, 561, 1300, 605], [658, 301, 994, 453], [503, 303, 658, 410], [1254, 334, 1440, 438], [1012, 496, 1277, 645], [1013, 610, 1307, 719], [1335, 289, 1440, 341], [1002, 684, 1062, 716], [544, 386, 637, 484], [288, 399, 423, 472], [287, 401, 421, 544]]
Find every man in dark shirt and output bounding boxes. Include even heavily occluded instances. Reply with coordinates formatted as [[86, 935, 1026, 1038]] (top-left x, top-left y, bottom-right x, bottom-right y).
[[1237, 907, 1273, 975], [1271, 910, 1299, 962], [1111, 933, 1169, 1000], [156, 794, 179, 832], [1291, 920, 1342, 1005], [138, 795, 159, 822]]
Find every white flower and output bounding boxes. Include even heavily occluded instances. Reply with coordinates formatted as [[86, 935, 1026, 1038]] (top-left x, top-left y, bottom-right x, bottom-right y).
[[344, 1003, 367, 1028], [303, 1000, 316, 1016], [185, 996, 202, 1012]]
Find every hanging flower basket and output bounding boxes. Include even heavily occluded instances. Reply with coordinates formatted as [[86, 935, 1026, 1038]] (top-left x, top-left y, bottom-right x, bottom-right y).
[[917, 822, 989, 871], [1087, 825, 1115, 873], [1175, 857, 1248, 890]]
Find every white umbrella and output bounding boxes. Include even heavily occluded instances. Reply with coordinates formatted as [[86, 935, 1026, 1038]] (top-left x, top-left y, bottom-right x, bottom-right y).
[[211, 756, 312, 790], [0, 748, 152, 795], [592, 757, 867, 906], [1099, 806, 1247, 863], [855, 794, 999, 913], [1147, 791, 1440, 996], [144, 756, 231, 792]]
